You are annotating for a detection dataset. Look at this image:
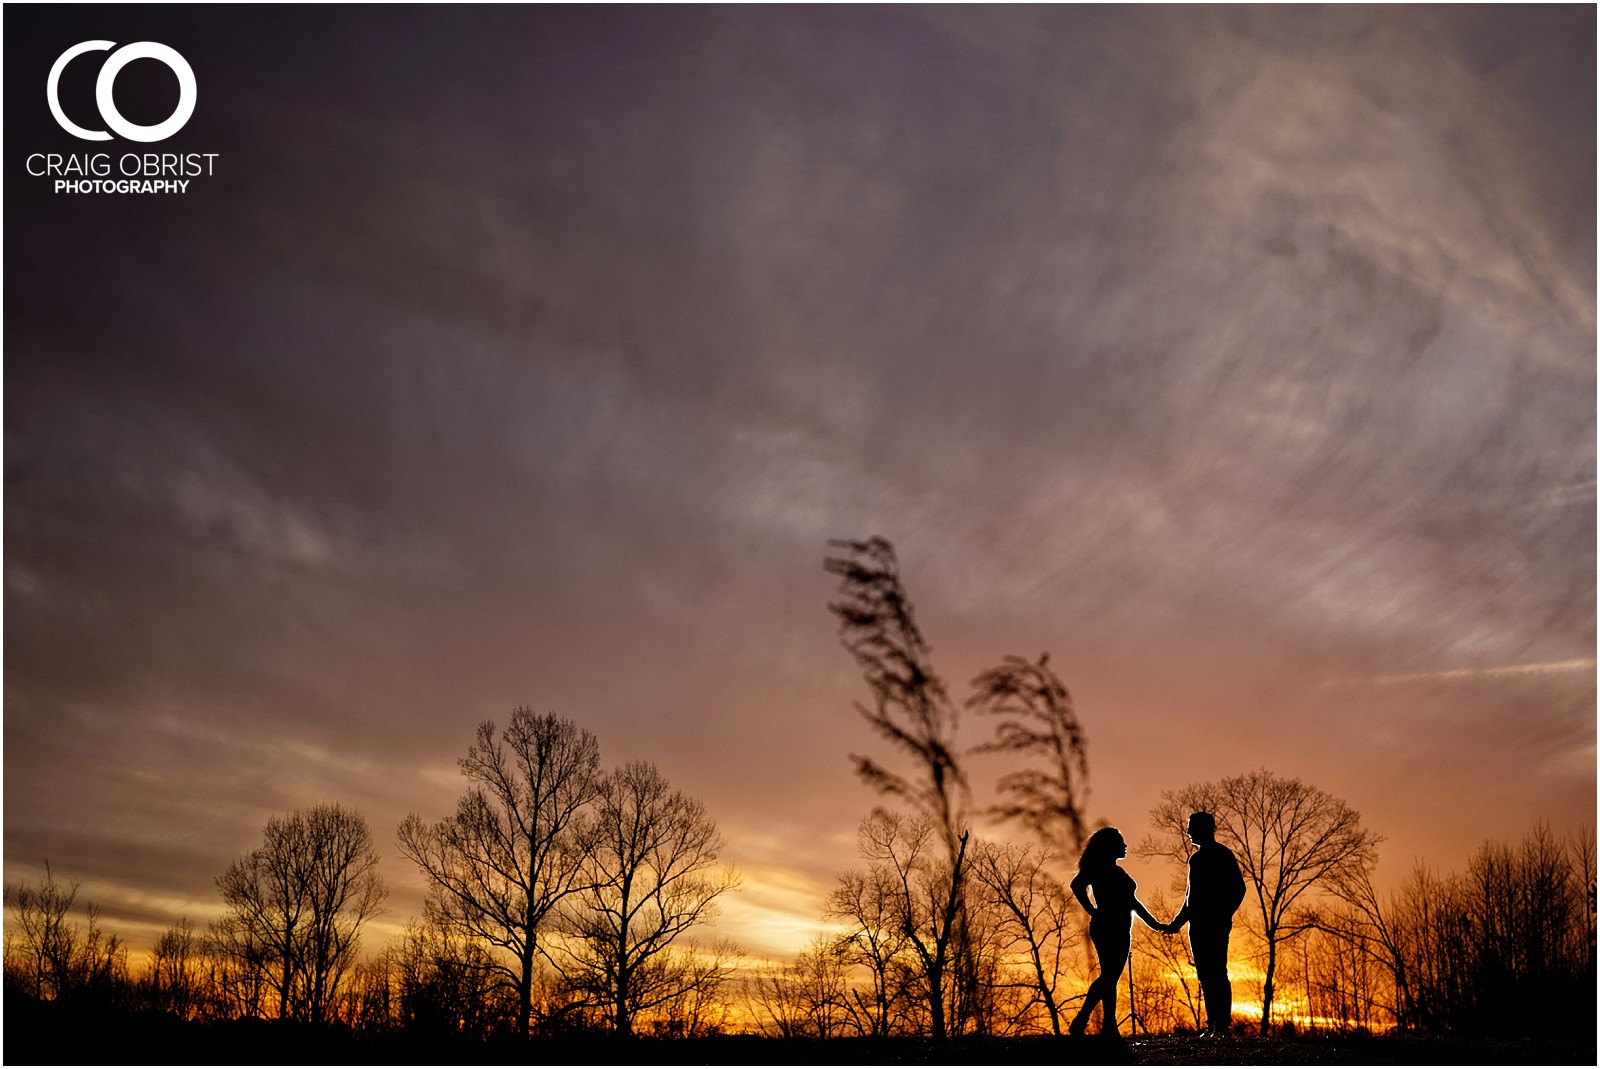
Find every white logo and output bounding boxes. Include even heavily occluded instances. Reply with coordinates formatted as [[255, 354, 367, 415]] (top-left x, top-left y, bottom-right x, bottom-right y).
[[48, 41, 196, 143]]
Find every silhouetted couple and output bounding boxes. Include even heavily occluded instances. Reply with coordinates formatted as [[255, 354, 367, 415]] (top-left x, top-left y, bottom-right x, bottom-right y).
[[1068, 812, 1245, 1038]]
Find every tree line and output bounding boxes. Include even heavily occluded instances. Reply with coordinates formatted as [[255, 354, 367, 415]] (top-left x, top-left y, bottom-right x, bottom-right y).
[[5, 712, 739, 1041], [5, 537, 1595, 1044], [10, 802, 1589, 1043]]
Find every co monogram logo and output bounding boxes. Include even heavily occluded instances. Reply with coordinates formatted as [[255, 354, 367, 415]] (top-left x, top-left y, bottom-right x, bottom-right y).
[[48, 41, 196, 143]]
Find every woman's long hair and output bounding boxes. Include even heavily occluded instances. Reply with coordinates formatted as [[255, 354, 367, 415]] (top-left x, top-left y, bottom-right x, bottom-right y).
[[1077, 826, 1124, 873]]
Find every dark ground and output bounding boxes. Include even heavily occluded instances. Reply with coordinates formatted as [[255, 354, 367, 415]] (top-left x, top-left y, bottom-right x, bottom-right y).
[[1121, 1033, 1597, 1065], [3, 1007, 1594, 1066]]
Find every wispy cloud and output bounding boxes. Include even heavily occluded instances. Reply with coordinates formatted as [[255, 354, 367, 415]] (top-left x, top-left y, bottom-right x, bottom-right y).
[[1339, 659, 1596, 688], [1528, 482, 1597, 511]]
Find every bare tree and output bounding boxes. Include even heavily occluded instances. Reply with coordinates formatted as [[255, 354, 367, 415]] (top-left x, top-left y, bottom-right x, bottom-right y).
[[387, 917, 513, 1039], [1572, 825, 1596, 976], [1311, 827, 1597, 1038], [145, 918, 203, 1020], [559, 761, 739, 1036], [5, 862, 80, 1001], [1372, 824, 1596, 1038], [969, 655, 1090, 856], [73, 900, 127, 1004], [1146, 769, 1380, 1033], [1461, 823, 1591, 1033], [651, 937, 744, 1038], [203, 910, 269, 1020], [4, 863, 128, 1006], [1300, 865, 1410, 1030], [398, 708, 601, 1036], [216, 802, 387, 1025], [844, 810, 971, 1039], [1294, 904, 1387, 1032], [338, 954, 399, 1036], [747, 935, 854, 1039], [969, 840, 1077, 1035], [828, 862, 915, 1037]]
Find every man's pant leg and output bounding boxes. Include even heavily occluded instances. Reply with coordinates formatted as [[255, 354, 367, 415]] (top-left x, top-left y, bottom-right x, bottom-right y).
[[1188, 921, 1232, 1032]]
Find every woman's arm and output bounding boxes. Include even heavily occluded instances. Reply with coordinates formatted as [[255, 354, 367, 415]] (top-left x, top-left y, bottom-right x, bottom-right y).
[[1070, 871, 1096, 917], [1133, 896, 1163, 931]]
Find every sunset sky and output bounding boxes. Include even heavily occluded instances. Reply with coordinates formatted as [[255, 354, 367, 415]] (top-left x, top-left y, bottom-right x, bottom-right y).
[[5, 6, 1594, 964]]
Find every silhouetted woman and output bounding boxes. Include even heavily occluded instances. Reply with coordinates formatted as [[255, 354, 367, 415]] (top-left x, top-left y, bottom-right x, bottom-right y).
[[1068, 826, 1165, 1036]]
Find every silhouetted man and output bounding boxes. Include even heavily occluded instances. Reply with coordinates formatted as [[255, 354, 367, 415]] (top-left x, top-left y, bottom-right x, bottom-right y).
[[1165, 811, 1246, 1037]]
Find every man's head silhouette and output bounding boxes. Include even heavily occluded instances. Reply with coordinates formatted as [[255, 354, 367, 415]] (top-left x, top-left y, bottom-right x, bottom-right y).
[[1186, 811, 1216, 846]]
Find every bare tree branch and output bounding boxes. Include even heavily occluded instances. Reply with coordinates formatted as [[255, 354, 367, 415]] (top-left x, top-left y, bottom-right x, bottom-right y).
[[397, 708, 601, 1036]]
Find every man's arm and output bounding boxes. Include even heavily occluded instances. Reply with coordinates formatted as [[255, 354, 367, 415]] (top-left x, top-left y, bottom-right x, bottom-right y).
[[1165, 864, 1192, 933]]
